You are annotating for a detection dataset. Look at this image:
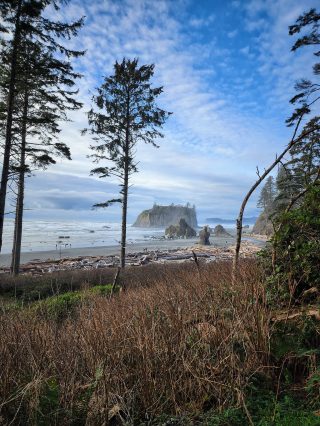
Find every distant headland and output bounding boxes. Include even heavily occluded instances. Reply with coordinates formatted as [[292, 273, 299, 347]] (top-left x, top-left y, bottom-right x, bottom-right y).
[[206, 217, 258, 225]]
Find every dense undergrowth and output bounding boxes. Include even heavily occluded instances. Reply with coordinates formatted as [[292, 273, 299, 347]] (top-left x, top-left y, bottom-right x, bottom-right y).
[[0, 260, 319, 425]]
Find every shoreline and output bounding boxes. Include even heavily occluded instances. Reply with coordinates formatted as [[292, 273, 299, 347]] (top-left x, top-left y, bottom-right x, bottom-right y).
[[0, 234, 265, 274], [0, 238, 201, 267]]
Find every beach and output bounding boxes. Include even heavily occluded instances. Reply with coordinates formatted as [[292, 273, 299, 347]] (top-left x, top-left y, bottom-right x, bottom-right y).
[[0, 232, 265, 274]]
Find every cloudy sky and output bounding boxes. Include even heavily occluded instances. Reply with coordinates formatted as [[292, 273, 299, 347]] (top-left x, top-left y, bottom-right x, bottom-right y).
[[19, 0, 316, 223]]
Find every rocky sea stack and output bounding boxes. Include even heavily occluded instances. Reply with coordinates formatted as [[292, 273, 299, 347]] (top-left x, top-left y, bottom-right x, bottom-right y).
[[199, 226, 211, 245], [165, 218, 197, 239], [133, 203, 198, 228], [212, 224, 232, 237], [252, 211, 274, 235]]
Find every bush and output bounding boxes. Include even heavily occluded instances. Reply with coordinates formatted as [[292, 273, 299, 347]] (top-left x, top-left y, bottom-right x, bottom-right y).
[[34, 291, 83, 322], [89, 284, 120, 296], [260, 186, 320, 304]]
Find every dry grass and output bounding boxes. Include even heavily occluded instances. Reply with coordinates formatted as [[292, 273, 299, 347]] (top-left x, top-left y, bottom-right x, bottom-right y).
[[0, 260, 271, 424]]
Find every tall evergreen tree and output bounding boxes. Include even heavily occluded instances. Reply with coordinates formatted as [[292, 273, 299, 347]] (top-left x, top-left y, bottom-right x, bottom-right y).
[[273, 165, 299, 212], [287, 117, 320, 188], [84, 58, 171, 268], [257, 176, 276, 211], [8, 39, 83, 274], [287, 8, 320, 126], [0, 0, 84, 253], [275, 8, 320, 211]]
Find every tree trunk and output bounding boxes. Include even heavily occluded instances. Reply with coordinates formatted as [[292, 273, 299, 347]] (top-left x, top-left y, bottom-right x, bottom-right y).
[[120, 93, 130, 269], [232, 121, 318, 283], [11, 91, 28, 275], [0, 0, 22, 254], [120, 165, 129, 269]]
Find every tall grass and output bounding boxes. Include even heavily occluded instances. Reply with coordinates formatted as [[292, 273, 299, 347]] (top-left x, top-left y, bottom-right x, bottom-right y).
[[0, 260, 271, 424]]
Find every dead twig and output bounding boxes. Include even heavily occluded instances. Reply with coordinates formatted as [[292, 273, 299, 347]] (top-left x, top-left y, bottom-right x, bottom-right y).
[[110, 267, 121, 298]]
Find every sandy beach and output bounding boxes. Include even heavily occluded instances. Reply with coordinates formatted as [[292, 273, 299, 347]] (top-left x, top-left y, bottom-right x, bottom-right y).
[[0, 238, 200, 267], [0, 232, 265, 274]]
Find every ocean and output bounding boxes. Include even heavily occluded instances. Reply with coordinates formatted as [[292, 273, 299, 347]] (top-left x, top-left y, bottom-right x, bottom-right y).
[[2, 219, 166, 255], [2, 219, 239, 255]]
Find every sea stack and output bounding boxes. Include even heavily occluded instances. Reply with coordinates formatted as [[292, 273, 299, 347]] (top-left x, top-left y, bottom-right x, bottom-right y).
[[212, 224, 232, 237], [133, 203, 198, 228], [199, 226, 211, 245], [165, 218, 197, 239]]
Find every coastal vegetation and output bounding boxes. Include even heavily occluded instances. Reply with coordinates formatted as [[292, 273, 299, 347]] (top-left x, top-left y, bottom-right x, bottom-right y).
[[0, 2, 319, 426], [233, 7, 320, 277], [0, 259, 319, 424]]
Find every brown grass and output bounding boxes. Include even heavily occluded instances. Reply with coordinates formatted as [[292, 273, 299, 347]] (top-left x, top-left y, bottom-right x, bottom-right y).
[[0, 260, 271, 424]]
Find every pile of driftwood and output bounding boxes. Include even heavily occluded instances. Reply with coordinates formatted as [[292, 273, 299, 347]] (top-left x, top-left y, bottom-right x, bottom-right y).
[[0, 241, 261, 276]]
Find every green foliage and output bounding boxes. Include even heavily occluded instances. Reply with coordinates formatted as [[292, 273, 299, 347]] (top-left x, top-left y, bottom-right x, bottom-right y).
[[261, 186, 320, 302], [270, 318, 320, 361], [199, 393, 319, 426], [0, 267, 119, 302], [27, 284, 120, 322], [205, 389, 320, 425], [274, 165, 300, 212], [35, 378, 60, 425], [84, 57, 171, 198], [89, 284, 120, 296], [34, 292, 83, 322], [257, 175, 276, 210]]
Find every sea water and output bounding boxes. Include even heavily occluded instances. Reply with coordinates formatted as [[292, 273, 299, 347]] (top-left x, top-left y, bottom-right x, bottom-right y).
[[2, 219, 166, 254]]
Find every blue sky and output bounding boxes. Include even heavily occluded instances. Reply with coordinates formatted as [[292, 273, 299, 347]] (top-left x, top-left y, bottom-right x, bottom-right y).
[[20, 0, 316, 223]]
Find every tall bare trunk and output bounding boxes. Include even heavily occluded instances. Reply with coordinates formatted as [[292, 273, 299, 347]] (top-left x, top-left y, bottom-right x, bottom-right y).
[[120, 165, 129, 269], [231, 118, 317, 283], [11, 91, 28, 275], [120, 93, 130, 269], [0, 0, 22, 254]]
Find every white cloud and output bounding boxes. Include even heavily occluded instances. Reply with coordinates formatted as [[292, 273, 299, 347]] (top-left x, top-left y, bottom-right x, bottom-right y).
[[7, 0, 315, 223], [242, 0, 316, 106], [227, 29, 238, 38], [189, 13, 215, 28]]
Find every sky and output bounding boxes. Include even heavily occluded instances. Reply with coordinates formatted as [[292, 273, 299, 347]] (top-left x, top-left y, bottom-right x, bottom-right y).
[[13, 0, 317, 223]]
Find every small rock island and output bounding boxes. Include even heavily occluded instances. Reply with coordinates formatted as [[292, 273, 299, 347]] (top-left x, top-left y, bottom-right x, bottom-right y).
[[165, 218, 197, 239], [133, 203, 198, 228]]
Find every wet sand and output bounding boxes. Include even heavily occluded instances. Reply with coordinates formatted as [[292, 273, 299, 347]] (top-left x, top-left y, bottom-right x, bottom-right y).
[[0, 236, 240, 268], [0, 230, 265, 269]]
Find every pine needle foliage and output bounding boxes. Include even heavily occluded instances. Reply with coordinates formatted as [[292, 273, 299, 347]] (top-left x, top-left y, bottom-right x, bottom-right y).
[[84, 58, 171, 267]]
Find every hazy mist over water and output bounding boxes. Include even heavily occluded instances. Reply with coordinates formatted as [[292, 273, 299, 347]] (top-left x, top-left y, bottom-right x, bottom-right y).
[[2, 220, 165, 254], [2, 219, 239, 254]]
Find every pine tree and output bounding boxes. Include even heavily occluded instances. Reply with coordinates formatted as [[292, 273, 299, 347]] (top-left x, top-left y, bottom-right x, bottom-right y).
[[0, 0, 24, 252], [0, 0, 84, 254], [6, 31, 83, 274], [287, 117, 320, 188], [272, 165, 300, 212], [257, 176, 276, 211], [84, 58, 171, 268], [275, 8, 320, 211]]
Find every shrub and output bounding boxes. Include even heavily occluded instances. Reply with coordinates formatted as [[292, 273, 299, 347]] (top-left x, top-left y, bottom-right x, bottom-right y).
[[89, 284, 120, 296], [260, 186, 320, 304], [34, 291, 83, 322]]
